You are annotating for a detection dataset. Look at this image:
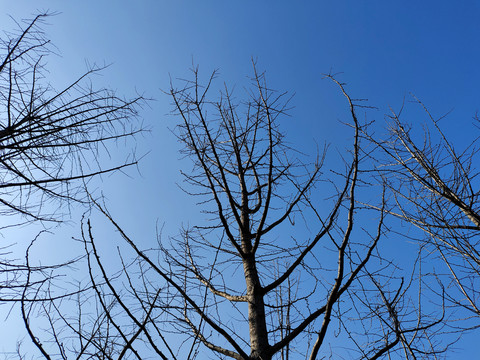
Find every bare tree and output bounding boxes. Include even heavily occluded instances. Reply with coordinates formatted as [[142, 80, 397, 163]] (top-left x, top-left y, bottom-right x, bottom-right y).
[[372, 100, 480, 324], [17, 68, 448, 359], [0, 13, 143, 358], [0, 13, 143, 223]]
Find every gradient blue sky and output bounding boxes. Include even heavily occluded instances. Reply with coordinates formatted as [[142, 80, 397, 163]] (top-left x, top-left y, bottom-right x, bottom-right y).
[[1, 1, 479, 357]]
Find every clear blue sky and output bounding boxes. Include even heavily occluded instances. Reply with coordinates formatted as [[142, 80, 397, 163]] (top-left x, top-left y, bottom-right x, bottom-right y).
[[1, 1, 479, 357]]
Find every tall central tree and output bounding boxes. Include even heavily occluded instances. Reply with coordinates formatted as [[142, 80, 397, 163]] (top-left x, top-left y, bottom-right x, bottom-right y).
[[40, 67, 443, 360]]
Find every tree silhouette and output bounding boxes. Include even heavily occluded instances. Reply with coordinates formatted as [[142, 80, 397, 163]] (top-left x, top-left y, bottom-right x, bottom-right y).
[[373, 100, 480, 324], [18, 67, 446, 359], [0, 13, 142, 223], [0, 13, 143, 357]]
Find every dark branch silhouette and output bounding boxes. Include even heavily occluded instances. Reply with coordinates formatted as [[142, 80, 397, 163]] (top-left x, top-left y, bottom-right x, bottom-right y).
[[0, 13, 143, 223], [19, 67, 445, 359]]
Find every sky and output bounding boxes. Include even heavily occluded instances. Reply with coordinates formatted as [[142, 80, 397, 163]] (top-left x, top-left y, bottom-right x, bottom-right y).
[[1, 1, 479, 358]]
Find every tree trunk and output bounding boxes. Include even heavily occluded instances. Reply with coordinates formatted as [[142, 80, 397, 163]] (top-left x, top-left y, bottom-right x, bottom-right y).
[[243, 253, 271, 360]]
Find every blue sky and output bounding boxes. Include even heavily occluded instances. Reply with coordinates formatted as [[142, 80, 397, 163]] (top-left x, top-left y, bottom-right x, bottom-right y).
[[1, 1, 479, 358]]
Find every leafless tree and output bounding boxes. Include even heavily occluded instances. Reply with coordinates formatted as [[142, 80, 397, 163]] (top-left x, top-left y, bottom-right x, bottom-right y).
[[0, 13, 143, 358], [17, 68, 448, 360], [0, 13, 143, 223], [371, 99, 480, 325]]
